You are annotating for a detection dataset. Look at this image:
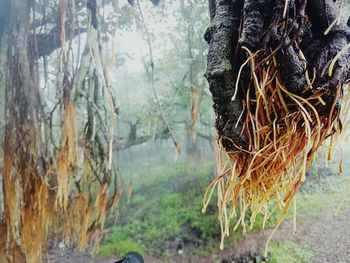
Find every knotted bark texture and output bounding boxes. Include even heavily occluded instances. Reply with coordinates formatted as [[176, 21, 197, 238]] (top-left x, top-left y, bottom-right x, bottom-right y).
[[204, 0, 350, 251]]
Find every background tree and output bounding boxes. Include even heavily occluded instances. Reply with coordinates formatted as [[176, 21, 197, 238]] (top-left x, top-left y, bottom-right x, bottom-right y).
[[0, 0, 121, 261]]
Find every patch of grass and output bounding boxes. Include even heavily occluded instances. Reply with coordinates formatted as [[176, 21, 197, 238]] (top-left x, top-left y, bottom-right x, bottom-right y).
[[286, 172, 349, 221], [266, 241, 313, 263], [100, 160, 223, 257], [99, 228, 146, 257], [100, 159, 349, 258], [251, 213, 279, 230]]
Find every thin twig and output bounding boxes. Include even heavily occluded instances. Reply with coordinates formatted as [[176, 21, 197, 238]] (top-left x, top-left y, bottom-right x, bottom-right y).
[[135, 0, 180, 153]]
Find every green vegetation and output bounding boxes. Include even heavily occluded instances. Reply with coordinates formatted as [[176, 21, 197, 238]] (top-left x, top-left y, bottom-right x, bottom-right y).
[[100, 161, 224, 257], [267, 241, 313, 263], [99, 229, 146, 257], [101, 160, 277, 257], [265, 167, 349, 263], [100, 161, 342, 257], [288, 167, 349, 221], [100, 160, 349, 260]]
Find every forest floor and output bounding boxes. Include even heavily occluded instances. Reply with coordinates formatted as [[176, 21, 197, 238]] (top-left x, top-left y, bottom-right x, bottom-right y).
[[44, 162, 350, 263], [44, 200, 350, 263]]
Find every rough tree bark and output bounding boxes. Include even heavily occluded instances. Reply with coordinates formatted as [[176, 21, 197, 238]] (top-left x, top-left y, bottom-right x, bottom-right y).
[[2, 0, 47, 262], [205, 0, 350, 151], [0, 1, 169, 262], [205, 0, 247, 150]]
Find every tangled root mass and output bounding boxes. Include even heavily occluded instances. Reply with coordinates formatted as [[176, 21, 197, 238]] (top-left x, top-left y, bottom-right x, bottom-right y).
[[204, 0, 350, 250]]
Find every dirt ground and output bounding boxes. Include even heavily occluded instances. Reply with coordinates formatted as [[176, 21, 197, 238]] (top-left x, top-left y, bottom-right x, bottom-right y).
[[44, 201, 350, 263]]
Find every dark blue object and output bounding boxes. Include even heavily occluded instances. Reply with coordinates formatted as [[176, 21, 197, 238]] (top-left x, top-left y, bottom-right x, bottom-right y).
[[113, 252, 144, 263]]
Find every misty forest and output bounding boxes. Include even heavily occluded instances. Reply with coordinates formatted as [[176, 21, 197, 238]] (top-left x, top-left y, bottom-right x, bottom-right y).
[[0, 0, 350, 262]]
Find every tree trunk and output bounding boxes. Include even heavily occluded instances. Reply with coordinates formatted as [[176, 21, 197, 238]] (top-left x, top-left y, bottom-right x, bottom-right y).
[[2, 1, 47, 262], [0, 0, 125, 261]]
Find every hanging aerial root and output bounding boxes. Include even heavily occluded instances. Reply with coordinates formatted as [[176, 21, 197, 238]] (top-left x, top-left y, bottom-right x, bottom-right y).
[[204, 0, 350, 252], [55, 99, 78, 210], [188, 87, 201, 140], [0, 223, 7, 261], [21, 180, 48, 263], [1, 123, 49, 263], [78, 204, 93, 250], [59, 194, 93, 251], [203, 49, 348, 250], [109, 187, 123, 212]]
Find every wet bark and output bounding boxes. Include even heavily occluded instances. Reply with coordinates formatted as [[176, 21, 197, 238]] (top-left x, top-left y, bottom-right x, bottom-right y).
[[239, 0, 266, 50], [306, 0, 350, 89], [205, 0, 350, 151], [204, 0, 247, 150], [275, 38, 308, 94]]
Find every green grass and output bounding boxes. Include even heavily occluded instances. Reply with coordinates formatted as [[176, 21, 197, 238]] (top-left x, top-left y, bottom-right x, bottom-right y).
[[286, 171, 349, 221], [100, 160, 226, 257], [99, 159, 349, 259], [99, 228, 146, 257], [267, 241, 313, 263], [265, 169, 348, 263]]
